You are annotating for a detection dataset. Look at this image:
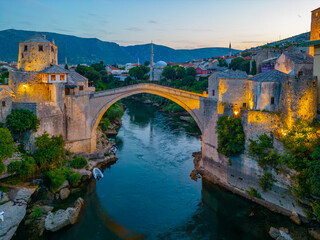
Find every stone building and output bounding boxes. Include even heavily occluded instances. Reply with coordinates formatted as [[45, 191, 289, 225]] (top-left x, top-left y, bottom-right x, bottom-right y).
[[1, 34, 95, 138], [275, 51, 313, 76], [18, 35, 57, 72], [252, 48, 282, 73], [152, 61, 167, 81]]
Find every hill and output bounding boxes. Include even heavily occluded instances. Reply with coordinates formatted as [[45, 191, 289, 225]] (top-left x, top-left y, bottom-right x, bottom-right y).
[[0, 29, 238, 65]]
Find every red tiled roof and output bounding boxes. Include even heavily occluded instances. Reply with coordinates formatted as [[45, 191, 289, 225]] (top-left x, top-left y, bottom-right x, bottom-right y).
[[108, 65, 119, 70]]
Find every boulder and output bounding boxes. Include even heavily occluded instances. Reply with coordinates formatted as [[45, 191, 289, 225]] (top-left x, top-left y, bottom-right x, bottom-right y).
[[180, 116, 191, 122], [143, 99, 152, 104], [59, 188, 70, 200], [0, 187, 36, 240], [45, 209, 70, 232], [56, 180, 69, 192], [289, 211, 301, 225], [308, 228, 320, 240], [45, 197, 84, 232], [269, 227, 280, 239]]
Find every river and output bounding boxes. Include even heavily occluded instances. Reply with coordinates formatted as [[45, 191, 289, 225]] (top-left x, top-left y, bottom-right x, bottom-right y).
[[48, 99, 310, 240]]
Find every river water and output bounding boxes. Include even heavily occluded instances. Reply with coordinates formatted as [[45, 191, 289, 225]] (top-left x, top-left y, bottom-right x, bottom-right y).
[[49, 100, 310, 240]]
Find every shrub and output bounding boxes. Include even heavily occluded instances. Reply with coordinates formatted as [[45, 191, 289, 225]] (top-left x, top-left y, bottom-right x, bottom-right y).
[[216, 115, 245, 156], [46, 168, 71, 191], [105, 103, 124, 121], [32, 206, 44, 219], [246, 187, 261, 198], [7, 161, 22, 174], [0, 128, 15, 160], [6, 109, 40, 134], [259, 172, 275, 192], [33, 133, 65, 170], [70, 157, 87, 169], [0, 161, 5, 174], [69, 173, 82, 185]]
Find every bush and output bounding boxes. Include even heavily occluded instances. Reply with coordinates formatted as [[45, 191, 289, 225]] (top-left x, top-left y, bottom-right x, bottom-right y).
[[0, 128, 15, 160], [6, 109, 40, 134], [104, 103, 124, 121], [259, 172, 275, 192], [70, 157, 87, 169], [46, 167, 71, 191], [69, 173, 82, 185], [33, 133, 65, 170], [216, 116, 245, 156], [7, 161, 22, 174], [0, 161, 5, 174], [32, 206, 44, 219], [246, 187, 261, 198]]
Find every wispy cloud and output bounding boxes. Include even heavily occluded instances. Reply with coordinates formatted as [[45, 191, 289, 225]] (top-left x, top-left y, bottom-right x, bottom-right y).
[[148, 20, 157, 24], [125, 27, 142, 32]]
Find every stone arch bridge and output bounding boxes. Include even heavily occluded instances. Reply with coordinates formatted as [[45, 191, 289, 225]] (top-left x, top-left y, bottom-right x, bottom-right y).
[[64, 83, 217, 155]]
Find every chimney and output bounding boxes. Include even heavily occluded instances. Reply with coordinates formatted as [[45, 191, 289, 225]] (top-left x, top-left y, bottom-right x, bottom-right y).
[[42, 34, 46, 39]]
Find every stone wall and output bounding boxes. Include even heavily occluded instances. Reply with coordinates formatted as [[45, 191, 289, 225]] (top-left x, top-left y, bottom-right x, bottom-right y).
[[0, 90, 13, 123], [280, 75, 317, 127], [241, 110, 280, 146], [9, 71, 53, 103]]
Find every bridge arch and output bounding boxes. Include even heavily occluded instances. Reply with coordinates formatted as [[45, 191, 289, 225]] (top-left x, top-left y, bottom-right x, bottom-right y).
[[88, 84, 206, 151]]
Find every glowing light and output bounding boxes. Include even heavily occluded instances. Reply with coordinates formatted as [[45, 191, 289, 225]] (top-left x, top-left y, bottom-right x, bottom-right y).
[[234, 111, 239, 115], [281, 129, 287, 136], [23, 84, 27, 88]]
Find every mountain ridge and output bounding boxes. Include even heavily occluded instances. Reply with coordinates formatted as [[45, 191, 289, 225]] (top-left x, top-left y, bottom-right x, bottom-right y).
[[0, 29, 238, 65]]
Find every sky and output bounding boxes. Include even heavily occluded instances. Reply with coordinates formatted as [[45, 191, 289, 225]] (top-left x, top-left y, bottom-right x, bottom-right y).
[[0, 0, 319, 50]]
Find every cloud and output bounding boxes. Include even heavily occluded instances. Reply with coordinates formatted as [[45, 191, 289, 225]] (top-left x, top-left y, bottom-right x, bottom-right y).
[[125, 27, 142, 32], [148, 20, 157, 24], [175, 28, 216, 32]]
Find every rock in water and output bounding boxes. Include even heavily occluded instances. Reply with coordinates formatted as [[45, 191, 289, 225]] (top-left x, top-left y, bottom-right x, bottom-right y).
[[45, 197, 84, 232], [308, 228, 320, 240], [59, 188, 70, 200], [289, 211, 301, 225], [0, 187, 36, 240], [269, 227, 280, 239]]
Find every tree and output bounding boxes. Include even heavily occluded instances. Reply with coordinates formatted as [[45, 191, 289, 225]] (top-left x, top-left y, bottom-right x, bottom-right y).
[[250, 61, 257, 75], [176, 66, 186, 79], [162, 66, 176, 80], [186, 67, 196, 78], [6, 109, 40, 135], [229, 57, 250, 73], [144, 61, 150, 66], [33, 133, 65, 170], [64, 64, 68, 70], [91, 61, 105, 72], [84, 68, 102, 84], [216, 116, 245, 156], [0, 128, 15, 160], [218, 59, 228, 67]]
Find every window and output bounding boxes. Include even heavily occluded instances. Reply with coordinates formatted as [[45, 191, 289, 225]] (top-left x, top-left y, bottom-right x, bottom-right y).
[[243, 103, 247, 108], [2, 101, 5, 107], [212, 90, 215, 96], [271, 97, 275, 105], [38, 45, 43, 52], [60, 75, 65, 81], [298, 71, 303, 77], [79, 86, 84, 91], [21, 53, 24, 59], [51, 46, 54, 52], [24, 45, 28, 51], [51, 75, 56, 81], [316, 12, 319, 17]]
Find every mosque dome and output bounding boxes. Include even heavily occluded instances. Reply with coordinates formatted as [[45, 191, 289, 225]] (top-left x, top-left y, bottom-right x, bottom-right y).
[[155, 61, 167, 66]]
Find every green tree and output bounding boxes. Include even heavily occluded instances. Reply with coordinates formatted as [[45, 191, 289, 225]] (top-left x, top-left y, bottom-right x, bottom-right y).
[[186, 67, 196, 78], [162, 66, 176, 80], [47, 167, 71, 191], [33, 133, 65, 170], [144, 61, 150, 66], [216, 116, 245, 156], [6, 109, 40, 135], [64, 64, 68, 70], [250, 61, 257, 75], [218, 59, 227, 67], [84, 68, 102, 84], [176, 66, 186, 79], [0, 128, 15, 160], [91, 61, 105, 72]]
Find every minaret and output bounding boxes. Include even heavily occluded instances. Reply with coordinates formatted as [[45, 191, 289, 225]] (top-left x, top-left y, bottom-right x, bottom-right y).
[[229, 42, 232, 57], [150, 41, 154, 80]]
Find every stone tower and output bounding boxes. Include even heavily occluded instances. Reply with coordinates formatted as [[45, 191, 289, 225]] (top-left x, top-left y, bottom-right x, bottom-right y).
[[229, 42, 232, 57], [310, 7, 320, 56], [18, 34, 58, 72]]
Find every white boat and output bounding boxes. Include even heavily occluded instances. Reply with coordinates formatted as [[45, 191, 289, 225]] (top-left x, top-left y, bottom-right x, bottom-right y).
[[93, 168, 104, 180]]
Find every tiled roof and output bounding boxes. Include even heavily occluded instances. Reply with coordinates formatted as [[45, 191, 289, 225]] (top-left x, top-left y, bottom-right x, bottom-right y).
[[108, 65, 119, 70], [68, 71, 88, 82], [22, 34, 51, 43], [214, 70, 248, 79], [40, 65, 69, 74], [284, 52, 313, 64], [250, 69, 287, 82]]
